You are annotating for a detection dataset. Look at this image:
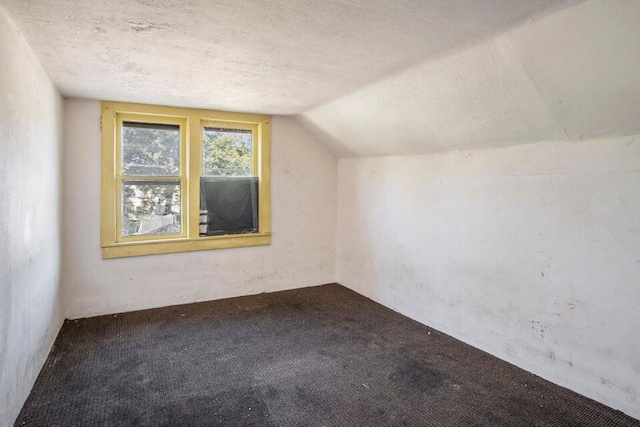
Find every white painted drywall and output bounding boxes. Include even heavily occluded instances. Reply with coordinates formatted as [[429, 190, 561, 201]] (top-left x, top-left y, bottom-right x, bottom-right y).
[[62, 100, 337, 319], [298, 0, 640, 157], [336, 136, 640, 418], [0, 6, 64, 427]]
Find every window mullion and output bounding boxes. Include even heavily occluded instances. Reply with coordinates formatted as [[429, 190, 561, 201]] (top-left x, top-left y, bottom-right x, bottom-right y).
[[188, 115, 202, 240]]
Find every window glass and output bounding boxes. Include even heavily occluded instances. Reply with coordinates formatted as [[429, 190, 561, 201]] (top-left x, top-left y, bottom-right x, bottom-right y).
[[203, 127, 253, 176], [122, 122, 180, 176], [121, 181, 181, 237]]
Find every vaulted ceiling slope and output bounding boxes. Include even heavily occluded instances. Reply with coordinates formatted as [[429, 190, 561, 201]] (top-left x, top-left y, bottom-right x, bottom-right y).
[[3, 0, 637, 158], [297, 0, 640, 157], [3, 0, 571, 115]]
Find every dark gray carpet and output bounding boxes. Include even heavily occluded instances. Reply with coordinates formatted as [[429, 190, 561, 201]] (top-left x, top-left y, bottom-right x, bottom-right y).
[[15, 284, 639, 426]]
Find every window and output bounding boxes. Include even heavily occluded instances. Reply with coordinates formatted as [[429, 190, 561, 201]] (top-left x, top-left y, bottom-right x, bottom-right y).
[[101, 102, 271, 258]]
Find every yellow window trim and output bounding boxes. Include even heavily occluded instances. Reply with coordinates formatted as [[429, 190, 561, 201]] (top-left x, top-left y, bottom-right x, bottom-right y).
[[101, 101, 271, 259]]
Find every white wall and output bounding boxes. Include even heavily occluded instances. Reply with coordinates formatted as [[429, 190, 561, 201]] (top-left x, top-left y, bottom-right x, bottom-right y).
[[0, 6, 64, 427], [337, 136, 640, 419], [63, 100, 337, 318]]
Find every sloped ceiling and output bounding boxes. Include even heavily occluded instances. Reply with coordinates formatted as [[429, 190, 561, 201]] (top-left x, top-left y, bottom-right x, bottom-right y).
[[3, 0, 571, 115], [297, 0, 640, 156], [2, 0, 638, 157]]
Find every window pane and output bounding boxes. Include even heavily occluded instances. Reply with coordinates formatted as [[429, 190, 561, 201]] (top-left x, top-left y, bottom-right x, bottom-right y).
[[203, 127, 253, 176], [122, 181, 181, 237], [122, 122, 180, 175]]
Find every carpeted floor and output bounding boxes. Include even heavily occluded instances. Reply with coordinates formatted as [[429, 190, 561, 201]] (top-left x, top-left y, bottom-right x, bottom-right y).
[[15, 284, 639, 426]]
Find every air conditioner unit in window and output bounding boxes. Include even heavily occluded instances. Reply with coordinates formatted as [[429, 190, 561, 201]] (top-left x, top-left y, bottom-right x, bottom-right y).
[[199, 176, 259, 236]]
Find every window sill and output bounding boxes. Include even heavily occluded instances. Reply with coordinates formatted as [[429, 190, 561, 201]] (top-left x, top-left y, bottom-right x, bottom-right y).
[[101, 232, 272, 259]]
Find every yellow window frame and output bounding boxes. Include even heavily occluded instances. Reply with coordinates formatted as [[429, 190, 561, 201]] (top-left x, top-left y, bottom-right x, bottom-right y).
[[101, 101, 271, 259]]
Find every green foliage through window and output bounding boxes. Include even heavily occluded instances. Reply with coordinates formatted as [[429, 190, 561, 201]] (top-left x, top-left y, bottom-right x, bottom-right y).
[[122, 122, 180, 176], [203, 127, 253, 176]]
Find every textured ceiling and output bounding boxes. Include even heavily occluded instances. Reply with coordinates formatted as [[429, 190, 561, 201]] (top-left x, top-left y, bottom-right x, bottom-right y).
[[297, 0, 640, 156], [2, 0, 570, 114]]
